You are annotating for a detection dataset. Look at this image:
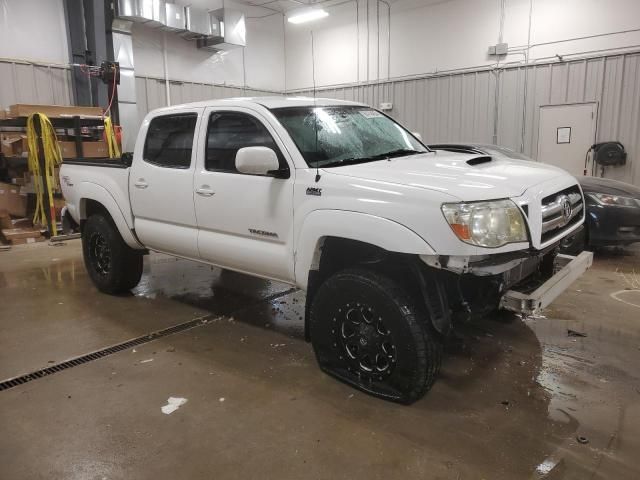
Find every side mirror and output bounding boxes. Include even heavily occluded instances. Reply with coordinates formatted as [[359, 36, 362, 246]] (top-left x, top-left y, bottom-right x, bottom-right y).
[[412, 132, 423, 141], [236, 146, 281, 176]]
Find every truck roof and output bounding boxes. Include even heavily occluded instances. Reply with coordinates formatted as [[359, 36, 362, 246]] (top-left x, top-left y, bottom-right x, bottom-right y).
[[151, 96, 367, 113]]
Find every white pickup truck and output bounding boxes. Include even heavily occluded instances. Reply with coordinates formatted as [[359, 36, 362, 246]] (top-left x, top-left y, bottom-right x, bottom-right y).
[[61, 97, 592, 404]]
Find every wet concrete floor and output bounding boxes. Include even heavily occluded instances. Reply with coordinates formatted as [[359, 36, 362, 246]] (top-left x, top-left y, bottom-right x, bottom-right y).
[[0, 240, 639, 479]]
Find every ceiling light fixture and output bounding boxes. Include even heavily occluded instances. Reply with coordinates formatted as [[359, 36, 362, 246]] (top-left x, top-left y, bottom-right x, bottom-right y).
[[287, 8, 329, 24]]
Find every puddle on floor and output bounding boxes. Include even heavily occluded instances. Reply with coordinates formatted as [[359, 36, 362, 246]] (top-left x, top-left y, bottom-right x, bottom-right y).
[[133, 254, 304, 338]]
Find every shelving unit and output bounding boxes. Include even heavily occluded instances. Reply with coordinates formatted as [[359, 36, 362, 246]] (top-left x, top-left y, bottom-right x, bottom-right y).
[[0, 112, 110, 238]]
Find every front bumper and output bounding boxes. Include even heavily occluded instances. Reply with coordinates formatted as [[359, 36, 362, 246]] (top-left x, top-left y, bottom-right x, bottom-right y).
[[499, 251, 593, 315]]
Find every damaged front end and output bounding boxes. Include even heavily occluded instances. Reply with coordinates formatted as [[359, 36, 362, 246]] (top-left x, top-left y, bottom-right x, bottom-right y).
[[420, 239, 593, 319]]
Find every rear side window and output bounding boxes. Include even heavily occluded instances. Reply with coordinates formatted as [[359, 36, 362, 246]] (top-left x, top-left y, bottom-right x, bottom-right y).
[[144, 114, 197, 168], [206, 112, 286, 172]]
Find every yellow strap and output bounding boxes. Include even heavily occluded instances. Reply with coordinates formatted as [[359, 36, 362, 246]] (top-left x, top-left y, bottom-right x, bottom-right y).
[[26, 113, 62, 236], [104, 116, 121, 158]]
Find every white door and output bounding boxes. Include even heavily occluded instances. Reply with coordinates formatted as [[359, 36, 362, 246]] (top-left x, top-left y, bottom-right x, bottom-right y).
[[130, 110, 201, 259], [537, 103, 597, 176], [193, 107, 295, 282]]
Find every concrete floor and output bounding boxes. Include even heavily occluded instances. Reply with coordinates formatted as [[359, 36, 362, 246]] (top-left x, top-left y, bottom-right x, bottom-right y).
[[1, 241, 639, 479]]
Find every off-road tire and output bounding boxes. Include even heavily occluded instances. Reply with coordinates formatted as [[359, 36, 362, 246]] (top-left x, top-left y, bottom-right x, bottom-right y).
[[309, 268, 442, 404], [82, 214, 143, 294]]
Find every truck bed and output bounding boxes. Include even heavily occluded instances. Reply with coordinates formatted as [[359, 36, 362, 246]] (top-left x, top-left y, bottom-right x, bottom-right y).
[[60, 160, 134, 234]]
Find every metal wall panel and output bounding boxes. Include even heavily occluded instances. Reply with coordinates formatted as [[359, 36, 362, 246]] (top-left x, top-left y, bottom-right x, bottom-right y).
[[292, 52, 640, 187], [0, 61, 73, 109], [295, 72, 499, 148], [134, 76, 280, 119], [3, 54, 639, 186]]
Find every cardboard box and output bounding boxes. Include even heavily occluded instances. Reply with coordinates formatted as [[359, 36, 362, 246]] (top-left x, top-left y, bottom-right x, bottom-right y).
[[1, 134, 28, 157], [10, 237, 45, 245], [11, 217, 32, 229], [59, 140, 109, 159], [1, 227, 40, 240], [0, 181, 28, 217], [0, 210, 11, 230], [9, 104, 103, 119], [1, 227, 44, 245]]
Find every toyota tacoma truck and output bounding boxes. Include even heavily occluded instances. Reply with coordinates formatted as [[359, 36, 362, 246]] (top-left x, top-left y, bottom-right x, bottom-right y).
[[60, 97, 593, 404]]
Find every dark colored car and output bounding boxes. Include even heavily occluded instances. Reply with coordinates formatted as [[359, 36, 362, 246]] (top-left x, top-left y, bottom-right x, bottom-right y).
[[429, 143, 640, 251], [578, 176, 640, 248]]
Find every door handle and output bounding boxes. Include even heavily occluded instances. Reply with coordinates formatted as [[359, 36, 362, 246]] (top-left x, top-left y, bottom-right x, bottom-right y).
[[134, 179, 149, 189], [195, 186, 215, 197]]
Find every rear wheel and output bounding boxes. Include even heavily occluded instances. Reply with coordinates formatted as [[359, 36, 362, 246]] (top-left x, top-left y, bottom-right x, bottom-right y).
[[309, 268, 442, 404], [82, 214, 143, 294]]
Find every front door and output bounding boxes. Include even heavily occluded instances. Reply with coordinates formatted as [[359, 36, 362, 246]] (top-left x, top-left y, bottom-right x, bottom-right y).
[[537, 103, 598, 176], [193, 107, 295, 282], [130, 110, 202, 258]]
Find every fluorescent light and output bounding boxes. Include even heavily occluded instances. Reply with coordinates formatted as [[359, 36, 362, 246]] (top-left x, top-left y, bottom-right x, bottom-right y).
[[287, 8, 329, 24]]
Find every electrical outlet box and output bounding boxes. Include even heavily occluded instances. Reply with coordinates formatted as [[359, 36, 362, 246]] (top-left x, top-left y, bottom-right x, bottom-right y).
[[488, 43, 508, 56], [379, 102, 393, 111]]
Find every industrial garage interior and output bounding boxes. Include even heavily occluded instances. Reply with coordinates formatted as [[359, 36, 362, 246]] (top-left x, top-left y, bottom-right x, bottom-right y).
[[1, 0, 640, 478]]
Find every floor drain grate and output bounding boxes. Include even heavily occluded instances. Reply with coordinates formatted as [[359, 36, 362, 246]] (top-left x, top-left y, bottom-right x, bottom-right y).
[[0, 314, 218, 392]]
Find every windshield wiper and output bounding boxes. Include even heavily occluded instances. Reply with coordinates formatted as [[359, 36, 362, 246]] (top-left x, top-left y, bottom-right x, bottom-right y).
[[368, 148, 423, 160], [320, 149, 423, 168], [320, 157, 378, 168]]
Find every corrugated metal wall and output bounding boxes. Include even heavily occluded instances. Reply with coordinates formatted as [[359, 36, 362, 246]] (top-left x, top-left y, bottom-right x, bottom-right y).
[[0, 61, 73, 108], [3, 54, 639, 186], [134, 76, 279, 122], [0, 60, 277, 119], [293, 53, 640, 187]]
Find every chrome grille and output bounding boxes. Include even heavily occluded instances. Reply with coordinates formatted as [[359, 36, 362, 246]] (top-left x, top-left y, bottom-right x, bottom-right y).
[[540, 185, 583, 243]]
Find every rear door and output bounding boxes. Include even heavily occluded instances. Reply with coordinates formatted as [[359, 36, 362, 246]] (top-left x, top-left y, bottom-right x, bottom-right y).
[[193, 107, 295, 282], [130, 109, 202, 258]]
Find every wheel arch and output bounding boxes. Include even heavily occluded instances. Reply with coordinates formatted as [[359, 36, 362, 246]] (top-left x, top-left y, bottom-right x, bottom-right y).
[[295, 210, 436, 290], [296, 211, 447, 341], [76, 183, 144, 249]]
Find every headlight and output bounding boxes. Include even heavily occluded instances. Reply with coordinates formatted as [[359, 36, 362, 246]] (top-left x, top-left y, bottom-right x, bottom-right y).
[[588, 193, 640, 207], [441, 199, 528, 247]]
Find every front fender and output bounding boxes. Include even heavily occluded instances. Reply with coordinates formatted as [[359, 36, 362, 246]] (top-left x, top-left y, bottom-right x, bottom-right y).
[[76, 182, 143, 249], [295, 209, 436, 288]]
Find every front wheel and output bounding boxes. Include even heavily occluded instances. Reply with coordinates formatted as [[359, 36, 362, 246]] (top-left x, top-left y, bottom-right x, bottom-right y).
[[82, 214, 143, 294], [309, 268, 442, 404]]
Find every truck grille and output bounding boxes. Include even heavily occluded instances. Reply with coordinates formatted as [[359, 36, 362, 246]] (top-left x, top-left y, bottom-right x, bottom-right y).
[[540, 185, 583, 244]]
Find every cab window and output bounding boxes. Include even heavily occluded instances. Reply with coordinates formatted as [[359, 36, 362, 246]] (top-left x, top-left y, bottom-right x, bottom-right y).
[[205, 112, 287, 173], [143, 114, 197, 169]]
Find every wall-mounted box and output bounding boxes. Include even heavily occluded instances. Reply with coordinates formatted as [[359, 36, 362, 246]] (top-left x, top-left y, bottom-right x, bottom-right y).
[[488, 43, 508, 56], [495, 43, 508, 55]]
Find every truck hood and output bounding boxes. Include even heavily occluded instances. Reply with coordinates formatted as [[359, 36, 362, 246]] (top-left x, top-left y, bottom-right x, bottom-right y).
[[324, 150, 570, 200]]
